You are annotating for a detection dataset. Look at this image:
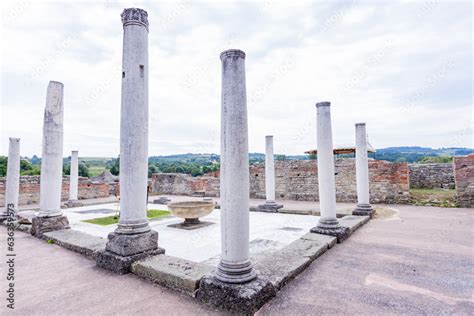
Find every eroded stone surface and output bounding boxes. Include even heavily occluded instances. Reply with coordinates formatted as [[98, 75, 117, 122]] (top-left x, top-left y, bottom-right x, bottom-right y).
[[31, 215, 70, 238], [43, 229, 107, 259], [131, 255, 213, 295], [105, 230, 158, 256], [196, 275, 276, 314], [338, 215, 370, 234], [96, 247, 165, 275]]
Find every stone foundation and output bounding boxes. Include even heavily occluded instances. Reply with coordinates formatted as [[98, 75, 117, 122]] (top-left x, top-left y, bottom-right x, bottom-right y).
[[196, 275, 276, 314], [409, 163, 455, 189], [31, 215, 70, 238], [453, 154, 474, 207]]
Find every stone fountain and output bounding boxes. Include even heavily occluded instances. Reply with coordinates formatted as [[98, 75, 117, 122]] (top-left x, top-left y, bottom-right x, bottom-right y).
[[167, 201, 215, 230]]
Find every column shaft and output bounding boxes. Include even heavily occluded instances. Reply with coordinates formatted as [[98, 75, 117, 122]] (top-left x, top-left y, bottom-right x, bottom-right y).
[[265, 135, 275, 202], [353, 123, 374, 216], [216, 49, 256, 284], [39, 81, 64, 217], [69, 150, 79, 201], [116, 8, 150, 234], [1, 138, 21, 220]]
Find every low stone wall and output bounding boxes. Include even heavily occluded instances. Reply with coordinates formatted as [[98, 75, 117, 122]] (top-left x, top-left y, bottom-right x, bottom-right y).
[[152, 173, 219, 197], [453, 154, 474, 208], [0, 175, 110, 206], [409, 163, 455, 189], [151, 159, 410, 204]]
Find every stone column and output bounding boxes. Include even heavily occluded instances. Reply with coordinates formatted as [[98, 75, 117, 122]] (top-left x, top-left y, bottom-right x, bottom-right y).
[[196, 50, 274, 313], [310, 102, 349, 242], [258, 135, 283, 212], [353, 123, 374, 217], [31, 81, 70, 237], [97, 8, 163, 274], [66, 150, 83, 207], [215, 49, 256, 284], [0, 138, 21, 222]]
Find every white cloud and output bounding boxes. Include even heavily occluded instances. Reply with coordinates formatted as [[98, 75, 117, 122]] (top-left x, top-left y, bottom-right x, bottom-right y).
[[0, 0, 472, 157]]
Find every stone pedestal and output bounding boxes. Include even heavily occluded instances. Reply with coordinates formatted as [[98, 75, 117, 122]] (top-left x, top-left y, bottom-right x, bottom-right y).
[[97, 230, 164, 274], [32, 81, 69, 237], [96, 8, 161, 273], [0, 138, 21, 222], [196, 275, 275, 314], [353, 123, 374, 218], [258, 135, 283, 212], [310, 102, 349, 242], [31, 216, 70, 239]]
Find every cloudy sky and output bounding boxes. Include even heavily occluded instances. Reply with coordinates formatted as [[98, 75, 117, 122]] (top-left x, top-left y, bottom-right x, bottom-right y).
[[1, 0, 472, 157]]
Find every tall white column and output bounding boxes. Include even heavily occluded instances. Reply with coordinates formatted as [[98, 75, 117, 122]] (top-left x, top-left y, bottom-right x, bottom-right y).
[[353, 123, 374, 216], [215, 49, 256, 284], [1, 138, 21, 221], [116, 7, 150, 235], [39, 81, 64, 218], [310, 102, 349, 241], [69, 150, 79, 201], [97, 8, 161, 274], [258, 135, 283, 211]]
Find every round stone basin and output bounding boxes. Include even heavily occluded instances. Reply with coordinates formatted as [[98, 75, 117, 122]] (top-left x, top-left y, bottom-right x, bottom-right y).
[[167, 201, 214, 225]]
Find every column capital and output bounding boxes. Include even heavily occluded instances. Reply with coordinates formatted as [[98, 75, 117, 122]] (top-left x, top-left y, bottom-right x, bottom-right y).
[[220, 49, 246, 61], [316, 101, 331, 107], [355, 122, 366, 127], [121, 8, 149, 31]]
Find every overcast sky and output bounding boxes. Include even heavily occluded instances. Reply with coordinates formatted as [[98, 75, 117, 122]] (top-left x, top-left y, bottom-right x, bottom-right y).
[[1, 0, 472, 157]]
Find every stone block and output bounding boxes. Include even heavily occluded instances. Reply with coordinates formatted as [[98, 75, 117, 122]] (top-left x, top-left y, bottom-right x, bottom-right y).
[[131, 255, 214, 295], [300, 232, 337, 248], [43, 229, 107, 259], [105, 230, 158, 256], [31, 215, 70, 238], [310, 225, 351, 243], [96, 248, 165, 275], [255, 237, 330, 289], [195, 275, 276, 314], [338, 215, 370, 234]]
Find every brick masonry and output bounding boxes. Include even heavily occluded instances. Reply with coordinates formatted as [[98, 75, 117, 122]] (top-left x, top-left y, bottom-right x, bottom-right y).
[[0, 175, 110, 206], [409, 163, 455, 189], [152, 159, 410, 204], [453, 154, 474, 208]]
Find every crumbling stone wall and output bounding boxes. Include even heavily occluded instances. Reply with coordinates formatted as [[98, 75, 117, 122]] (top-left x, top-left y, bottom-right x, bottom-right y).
[[0, 175, 110, 206], [409, 163, 455, 189], [152, 173, 219, 197], [151, 159, 410, 204], [453, 154, 474, 208]]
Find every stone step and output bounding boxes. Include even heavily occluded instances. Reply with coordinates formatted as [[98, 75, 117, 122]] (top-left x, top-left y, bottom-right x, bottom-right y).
[[131, 255, 214, 296], [338, 215, 370, 234], [255, 233, 336, 290], [42, 229, 107, 259]]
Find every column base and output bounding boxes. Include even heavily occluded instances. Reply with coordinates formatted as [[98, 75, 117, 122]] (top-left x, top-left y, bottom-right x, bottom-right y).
[[97, 230, 164, 274], [257, 201, 284, 213], [352, 203, 375, 218], [215, 259, 257, 284], [65, 200, 84, 208], [196, 274, 276, 314], [31, 215, 70, 238], [310, 218, 350, 243]]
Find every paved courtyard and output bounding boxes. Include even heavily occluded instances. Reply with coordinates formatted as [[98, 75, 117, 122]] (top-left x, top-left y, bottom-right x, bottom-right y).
[[1, 203, 472, 315]]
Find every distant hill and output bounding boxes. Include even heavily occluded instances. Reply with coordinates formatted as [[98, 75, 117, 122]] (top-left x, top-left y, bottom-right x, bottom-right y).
[[374, 147, 473, 162]]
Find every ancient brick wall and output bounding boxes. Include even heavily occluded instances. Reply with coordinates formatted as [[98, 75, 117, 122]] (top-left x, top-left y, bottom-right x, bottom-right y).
[[0, 176, 110, 206], [453, 154, 474, 208], [151, 159, 410, 204], [151, 173, 219, 197], [409, 163, 455, 189]]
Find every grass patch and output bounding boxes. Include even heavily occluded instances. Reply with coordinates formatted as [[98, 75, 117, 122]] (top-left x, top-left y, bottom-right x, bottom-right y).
[[410, 188, 457, 207], [83, 209, 171, 226], [87, 166, 107, 177]]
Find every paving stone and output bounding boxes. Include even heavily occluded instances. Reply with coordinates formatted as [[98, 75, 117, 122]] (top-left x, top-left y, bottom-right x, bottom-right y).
[[300, 232, 337, 248], [43, 229, 107, 259], [131, 255, 214, 295], [338, 215, 370, 234], [255, 237, 330, 290]]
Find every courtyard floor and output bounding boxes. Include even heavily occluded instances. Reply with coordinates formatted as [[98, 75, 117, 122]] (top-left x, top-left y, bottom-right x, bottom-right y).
[[1, 202, 472, 315]]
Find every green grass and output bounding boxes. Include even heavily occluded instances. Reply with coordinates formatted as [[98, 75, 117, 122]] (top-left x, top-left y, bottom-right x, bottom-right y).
[[87, 166, 107, 177], [409, 188, 457, 207], [82, 209, 171, 226]]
